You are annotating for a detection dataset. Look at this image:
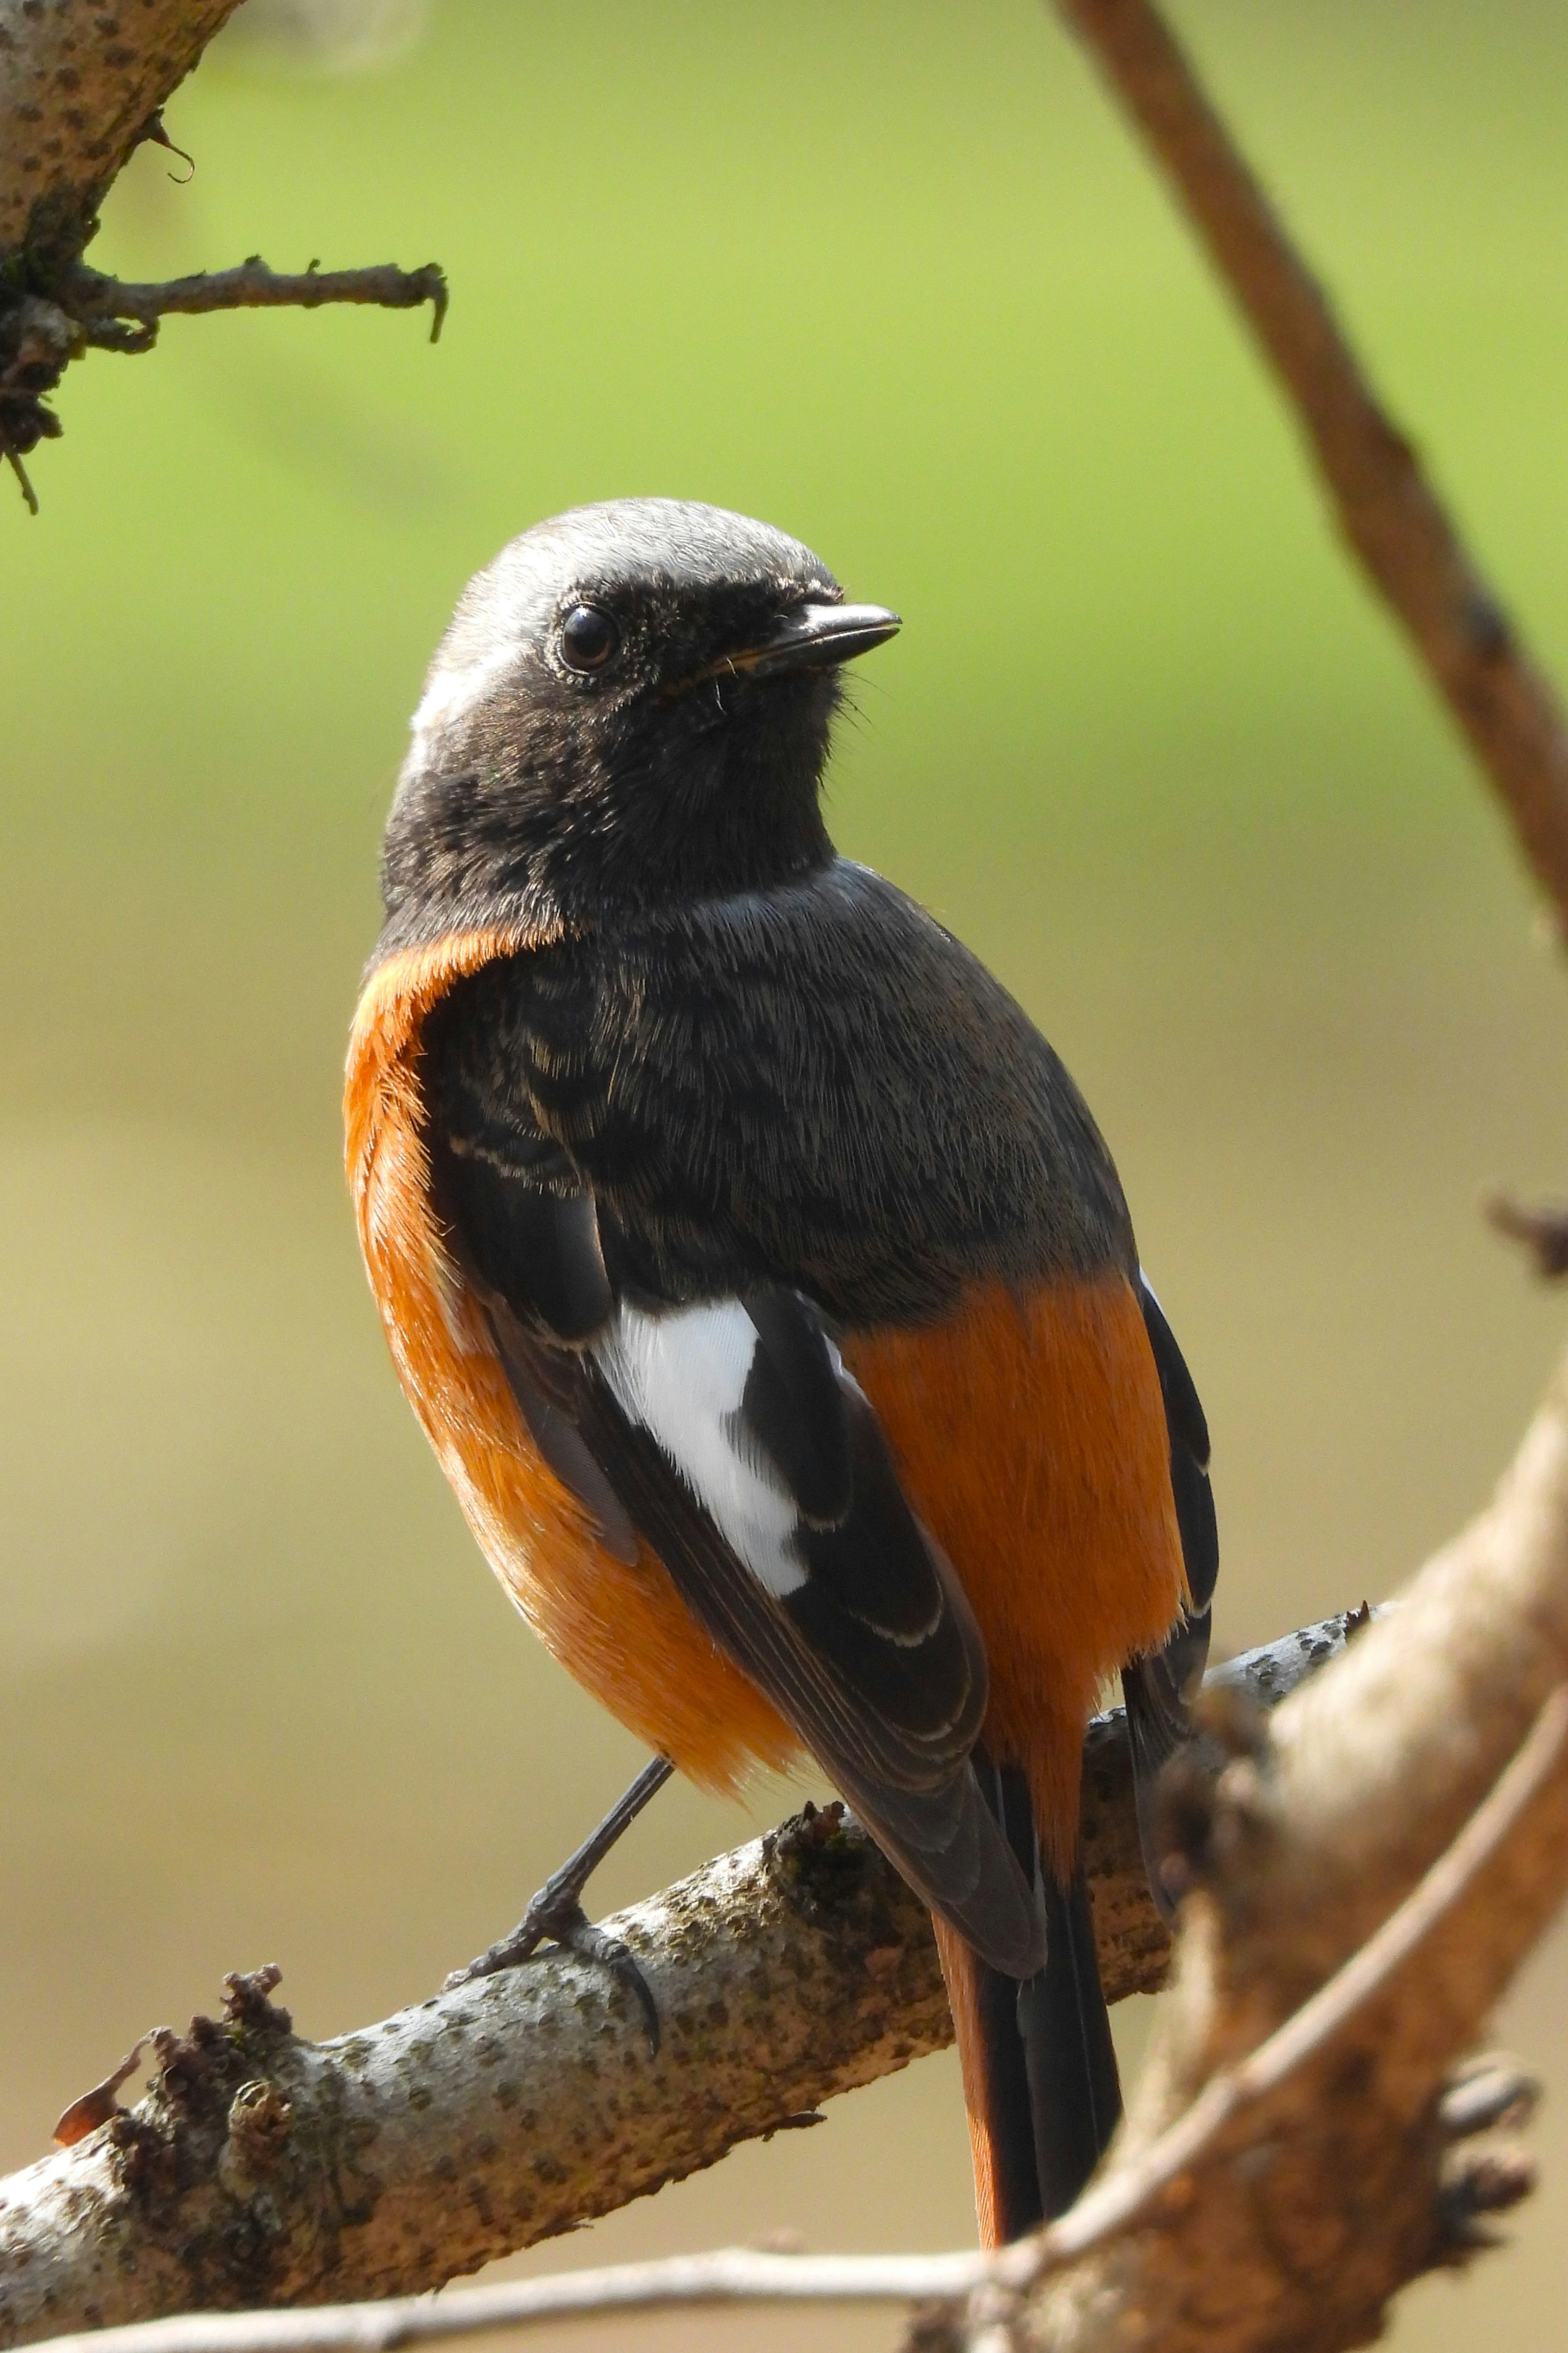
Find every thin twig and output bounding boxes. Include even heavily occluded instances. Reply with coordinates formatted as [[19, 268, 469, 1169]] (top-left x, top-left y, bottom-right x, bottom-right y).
[[33, 1685, 1564, 2353], [20, 2252, 995, 2353], [1, 440, 38, 516], [62, 260, 450, 347], [1052, 0, 1568, 924]]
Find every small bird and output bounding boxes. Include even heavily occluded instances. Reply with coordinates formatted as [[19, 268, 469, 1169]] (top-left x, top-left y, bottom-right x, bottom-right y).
[[345, 498, 1216, 2241]]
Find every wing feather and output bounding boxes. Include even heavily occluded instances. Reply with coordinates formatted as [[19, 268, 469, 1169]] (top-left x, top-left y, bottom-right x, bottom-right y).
[[1124, 1274, 1219, 1920], [578, 1355, 1046, 1975], [432, 1119, 1046, 1976]]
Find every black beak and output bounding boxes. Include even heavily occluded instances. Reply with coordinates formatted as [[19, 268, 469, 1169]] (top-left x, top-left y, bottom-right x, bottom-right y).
[[727, 602, 902, 678]]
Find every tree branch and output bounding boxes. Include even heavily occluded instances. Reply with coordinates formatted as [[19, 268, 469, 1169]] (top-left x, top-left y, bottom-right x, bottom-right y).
[[1052, 0, 1568, 923], [1004, 1339, 1568, 2353], [0, 2250, 1007, 2353], [0, 1, 239, 268], [0, 1, 445, 500], [10, 1624, 1560, 2353], [0, 1617, 1361, 2348], [60, 261, 449, 352]]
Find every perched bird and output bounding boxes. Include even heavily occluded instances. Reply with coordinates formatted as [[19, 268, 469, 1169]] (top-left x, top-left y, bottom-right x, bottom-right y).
[[345, 498, 1216, 2241]]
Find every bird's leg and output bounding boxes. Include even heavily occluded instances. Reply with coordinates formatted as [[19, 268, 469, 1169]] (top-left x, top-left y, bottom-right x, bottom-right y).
[[441, 1755, 675, 2054]]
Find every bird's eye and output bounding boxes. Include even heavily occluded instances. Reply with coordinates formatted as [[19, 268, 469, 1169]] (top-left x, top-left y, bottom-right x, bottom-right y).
[[559, 604, 619, 672]]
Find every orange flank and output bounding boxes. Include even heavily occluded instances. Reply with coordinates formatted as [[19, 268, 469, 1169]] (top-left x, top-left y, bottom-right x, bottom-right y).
[[843, 1277, 1185, 1880], [344, 933, 798, 1793], [846, 1278, 1183, 2248]]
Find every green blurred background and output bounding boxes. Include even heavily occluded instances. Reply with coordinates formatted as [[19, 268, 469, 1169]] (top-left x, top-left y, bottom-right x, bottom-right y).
[[5, 0, 1568, 2343]]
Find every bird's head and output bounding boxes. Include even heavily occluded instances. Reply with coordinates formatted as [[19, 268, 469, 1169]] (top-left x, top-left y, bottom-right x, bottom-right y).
[[379, 497, 900, 944]]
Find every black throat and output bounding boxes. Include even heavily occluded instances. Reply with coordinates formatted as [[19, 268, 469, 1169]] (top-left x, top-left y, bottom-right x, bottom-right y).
[[377, 666, 840, 956]]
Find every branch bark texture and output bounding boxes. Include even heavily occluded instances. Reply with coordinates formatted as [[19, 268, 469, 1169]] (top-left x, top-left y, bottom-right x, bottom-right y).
[[0, 1619, 1359, 2347], [0, 0, 240, 269], [1054, 0, 1568, 922]]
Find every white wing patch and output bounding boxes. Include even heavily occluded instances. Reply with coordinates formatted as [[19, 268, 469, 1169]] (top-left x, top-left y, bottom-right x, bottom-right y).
[[592, 1299, 808, 1598]]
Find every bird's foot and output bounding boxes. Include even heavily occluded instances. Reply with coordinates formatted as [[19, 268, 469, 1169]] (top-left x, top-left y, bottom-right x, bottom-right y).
[[443, 1886, 662, 2055], [440, 1755, 673, 2056]]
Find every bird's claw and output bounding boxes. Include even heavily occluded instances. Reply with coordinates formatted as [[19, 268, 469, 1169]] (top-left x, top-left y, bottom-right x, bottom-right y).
[[442, 1887, 662, 2057]]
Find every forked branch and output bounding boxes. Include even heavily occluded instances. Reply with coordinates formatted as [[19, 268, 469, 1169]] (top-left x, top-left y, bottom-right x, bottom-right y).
[[22, 1683, 1563, 2353], [0, 1619, 1359, 2348]]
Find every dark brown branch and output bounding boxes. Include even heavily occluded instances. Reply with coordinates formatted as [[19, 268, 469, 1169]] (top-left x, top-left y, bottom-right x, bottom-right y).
[[1052, 0, 1568, 925], [0, 1615, 1361, 2348], [62, 260, 450, 350]]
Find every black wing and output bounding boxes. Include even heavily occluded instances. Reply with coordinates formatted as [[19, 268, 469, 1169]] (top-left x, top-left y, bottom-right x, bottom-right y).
[[1122, 1274, 1219, 1920], [427, 1122, 1047, 1978]]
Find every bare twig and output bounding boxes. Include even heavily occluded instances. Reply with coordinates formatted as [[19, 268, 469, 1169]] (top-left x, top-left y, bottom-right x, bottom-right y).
[[0, 2251, 993, 2353], [0, 1618, 1361, 2349], [0, 439, 37, 514], [28, 1682, 1565, 2353], [1052, 0, 1568, 923], [62, 261, 450, 350]]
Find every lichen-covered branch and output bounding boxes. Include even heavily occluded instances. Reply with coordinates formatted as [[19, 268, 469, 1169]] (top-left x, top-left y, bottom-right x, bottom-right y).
[[1052, 0, 1568, 923], [0, 1616, 1359, 2348]]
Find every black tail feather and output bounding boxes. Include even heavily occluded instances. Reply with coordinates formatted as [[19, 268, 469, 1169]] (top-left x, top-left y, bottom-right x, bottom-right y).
[[967, 1761, 1124, 2236], [969, 1933, 1054, 2240], [1020, 1872, 1123, 2219]]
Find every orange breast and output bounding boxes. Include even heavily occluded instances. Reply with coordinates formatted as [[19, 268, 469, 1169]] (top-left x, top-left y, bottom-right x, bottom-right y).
[[842, 1276, 1184, 1874], [344, 932, 798, 1794]]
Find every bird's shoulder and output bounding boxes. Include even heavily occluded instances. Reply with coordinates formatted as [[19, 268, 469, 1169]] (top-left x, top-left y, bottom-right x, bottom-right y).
[[419, 859, 1135, 1318]]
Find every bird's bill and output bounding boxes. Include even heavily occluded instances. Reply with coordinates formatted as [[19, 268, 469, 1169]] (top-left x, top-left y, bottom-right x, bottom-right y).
[[722, 602, 902, 678]]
